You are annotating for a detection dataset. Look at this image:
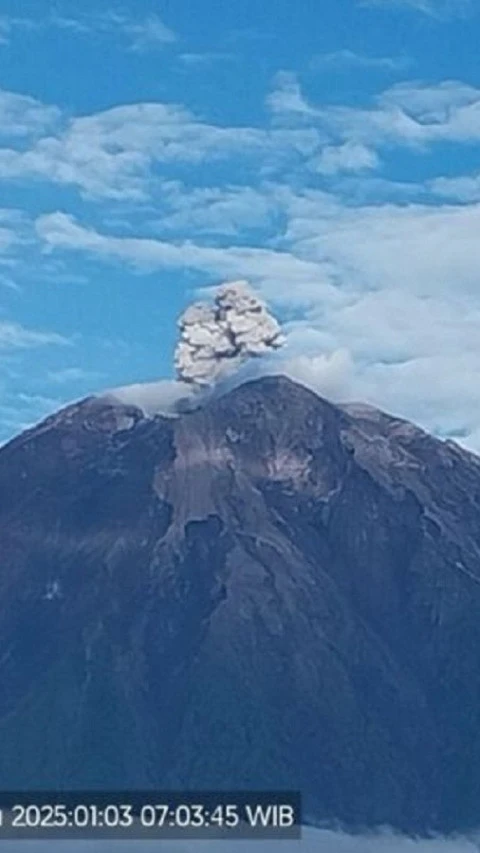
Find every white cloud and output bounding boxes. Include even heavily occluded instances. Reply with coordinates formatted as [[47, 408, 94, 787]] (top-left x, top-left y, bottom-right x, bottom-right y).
[[0, 101, 191, 200], [324, 80, 480, 147], [267, 72, 319, 118], [358, 0, 473, 19], [4, 78, 480, 204], [0, 89, 59, 139], [33, 186, 480, 452], [0, 227, 17, 254], [178, 52, 236, 67], [311, 50, 409, 71], [283, 195, 480, 297], [379, 80, 480, 122], [34, 211, 337, 307], [0, 207, 66, 291], [47, 367, 102, 384], [0, 273, 21, 291], [46, 16, 91, 35], [1, 75, 479, 453], [0, 209, 32, 265], [311, 142, 380, 175], [0, 15, 41, 46], [278, 193, 480, 449], [113, 13, 177, 51], [268, 75, 480, 150], [0, 11, 176, 51], [151, 183, 274, 235], [0, 321, 70, 349], [430, 173, 480, 202], [0, 96, 321, 200], [0, 19, 10, 44]]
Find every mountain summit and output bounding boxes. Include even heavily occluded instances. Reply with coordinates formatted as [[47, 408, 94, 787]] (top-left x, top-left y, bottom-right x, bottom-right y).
[[1, 375, 480, 833]]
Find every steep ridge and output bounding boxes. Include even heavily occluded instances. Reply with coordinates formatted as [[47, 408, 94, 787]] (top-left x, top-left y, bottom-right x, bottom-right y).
[[0, 376, 479, 833]]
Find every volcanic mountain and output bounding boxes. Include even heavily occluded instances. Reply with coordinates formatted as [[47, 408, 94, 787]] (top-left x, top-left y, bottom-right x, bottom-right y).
[[1, 375, 480, 833]]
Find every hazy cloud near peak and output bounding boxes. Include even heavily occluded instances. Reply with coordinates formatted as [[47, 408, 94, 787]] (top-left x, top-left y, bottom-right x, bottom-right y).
[[105, 379, 194, 416], [33, 189, 480, 452]]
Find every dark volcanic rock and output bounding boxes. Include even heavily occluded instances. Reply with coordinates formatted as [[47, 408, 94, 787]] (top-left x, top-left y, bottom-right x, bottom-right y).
[[0, 376, 480, 833]]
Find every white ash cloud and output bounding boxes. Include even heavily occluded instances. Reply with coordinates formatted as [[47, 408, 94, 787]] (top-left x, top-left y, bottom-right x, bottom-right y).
[[174, 280, 285, 387], [100, 281, 286, 417]]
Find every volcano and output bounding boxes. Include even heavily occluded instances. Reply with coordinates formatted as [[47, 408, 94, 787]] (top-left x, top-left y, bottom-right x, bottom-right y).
[[1, 375, 480, 833]]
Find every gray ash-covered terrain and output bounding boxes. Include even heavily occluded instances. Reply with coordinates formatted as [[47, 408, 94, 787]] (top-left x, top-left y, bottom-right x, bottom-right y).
[[1, 375, 480, 833]]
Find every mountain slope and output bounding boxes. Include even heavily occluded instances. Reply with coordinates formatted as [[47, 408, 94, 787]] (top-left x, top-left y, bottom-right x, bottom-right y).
[[0, 376, 480, 833]]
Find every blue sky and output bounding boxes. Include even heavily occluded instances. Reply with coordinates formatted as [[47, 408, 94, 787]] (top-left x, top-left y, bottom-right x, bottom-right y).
[[1, 0, 480, 448]]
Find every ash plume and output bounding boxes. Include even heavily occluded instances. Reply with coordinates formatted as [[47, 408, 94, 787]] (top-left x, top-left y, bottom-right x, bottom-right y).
[[174, 280, 285, 387]]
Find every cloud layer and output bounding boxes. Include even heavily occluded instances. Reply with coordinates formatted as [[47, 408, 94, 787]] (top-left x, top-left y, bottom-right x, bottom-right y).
[[1, 59, 480, 451], [34, 184, 480, 451]]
